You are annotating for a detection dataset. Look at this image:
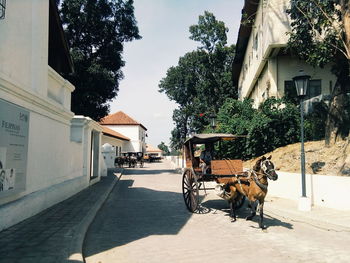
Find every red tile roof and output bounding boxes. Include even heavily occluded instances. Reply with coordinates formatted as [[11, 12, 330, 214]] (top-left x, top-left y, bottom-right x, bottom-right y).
[[146, 144, 162, 152], [102, 126, 130, 141], [100, 111, 147, 130]]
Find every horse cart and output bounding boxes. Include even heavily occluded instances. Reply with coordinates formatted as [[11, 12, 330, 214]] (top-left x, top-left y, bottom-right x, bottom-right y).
[[115, 152, 145, 168], [182, 133, 278, 229], [182, 133, 245, 213], [136, 152, 144, 168]]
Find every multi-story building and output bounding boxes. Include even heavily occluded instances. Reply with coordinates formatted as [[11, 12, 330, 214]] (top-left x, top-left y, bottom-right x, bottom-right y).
[[100, 111, 147, 153], [233, 0, 336, 108]]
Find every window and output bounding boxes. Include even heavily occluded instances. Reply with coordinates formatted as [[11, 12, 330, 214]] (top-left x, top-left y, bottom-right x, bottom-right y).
[[308, 80, 322, 98], [0, 0, 5, 19], [284, 79, 322, 101]]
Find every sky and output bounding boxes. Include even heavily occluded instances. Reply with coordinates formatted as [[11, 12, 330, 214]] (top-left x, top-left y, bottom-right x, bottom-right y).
[[109, 0, 244, 148]]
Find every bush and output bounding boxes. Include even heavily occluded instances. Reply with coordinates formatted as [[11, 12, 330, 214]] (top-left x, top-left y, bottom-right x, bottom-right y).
[[304, 101, 328, 141], [216, 97, 300, 159]]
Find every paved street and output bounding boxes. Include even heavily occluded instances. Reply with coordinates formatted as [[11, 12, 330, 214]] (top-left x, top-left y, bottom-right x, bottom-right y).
[[84, 161, 350, 263]]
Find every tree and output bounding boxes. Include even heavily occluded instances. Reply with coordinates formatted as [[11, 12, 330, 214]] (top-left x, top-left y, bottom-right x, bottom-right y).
[[287, 0, 350, 145], [157, 142, 170, 156], [189, 11, 228, 53], [216, 97, 301, 160], [159, 11, 236, 149], [59, 0, 141, 120]]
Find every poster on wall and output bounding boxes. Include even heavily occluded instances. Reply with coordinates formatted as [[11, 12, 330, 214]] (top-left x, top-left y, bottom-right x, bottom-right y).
[[0, 99, 29, 196]]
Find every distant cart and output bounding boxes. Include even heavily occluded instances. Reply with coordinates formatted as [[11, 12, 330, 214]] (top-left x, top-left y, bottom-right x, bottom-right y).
[[136, 152, 144, 168], [144, 153, 162, 163], [115, 152, 137, 168]]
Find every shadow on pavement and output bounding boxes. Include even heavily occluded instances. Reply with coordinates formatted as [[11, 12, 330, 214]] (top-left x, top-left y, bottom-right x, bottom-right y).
[[202, 199, 294, 230], [83, 179, 191, 258], [120, 168, 178, 175]]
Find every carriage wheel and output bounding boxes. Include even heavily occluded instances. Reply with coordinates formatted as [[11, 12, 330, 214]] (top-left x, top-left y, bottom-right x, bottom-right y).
[[182, 169, 199, 212], [234, 195, 246, 210]]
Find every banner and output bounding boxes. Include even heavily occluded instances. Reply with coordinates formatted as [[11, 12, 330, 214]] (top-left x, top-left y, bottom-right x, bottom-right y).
[[0, 99, 29, 196]]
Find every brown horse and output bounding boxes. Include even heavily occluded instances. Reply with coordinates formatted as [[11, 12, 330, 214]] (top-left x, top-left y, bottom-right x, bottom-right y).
[[225, 155, 278, 229]]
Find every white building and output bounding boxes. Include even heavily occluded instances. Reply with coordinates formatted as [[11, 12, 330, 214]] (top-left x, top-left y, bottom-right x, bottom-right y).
[[100, 111, 147, 153], [101, 126, 130, 168], [233, 0, 336, 108], [0, 0, 103, 230], [145, 144, 163, 159]]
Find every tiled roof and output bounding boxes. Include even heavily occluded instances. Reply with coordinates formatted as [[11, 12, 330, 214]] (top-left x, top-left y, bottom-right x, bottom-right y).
[[100, 111, 147, 131], [102, 126, 130, 141], [146, 144, 162, 152]]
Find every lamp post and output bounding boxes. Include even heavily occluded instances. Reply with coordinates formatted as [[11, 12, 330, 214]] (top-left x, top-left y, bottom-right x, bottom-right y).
[[293, 70, 311, 211]]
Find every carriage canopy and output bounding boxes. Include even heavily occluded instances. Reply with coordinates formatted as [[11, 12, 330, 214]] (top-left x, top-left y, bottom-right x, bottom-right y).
[[184, 133, 243, 145]]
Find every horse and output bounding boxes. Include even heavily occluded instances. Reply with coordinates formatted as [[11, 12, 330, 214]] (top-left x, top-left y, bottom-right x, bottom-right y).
[[224, 155, 278, 229], [115, 157, 125, 168]]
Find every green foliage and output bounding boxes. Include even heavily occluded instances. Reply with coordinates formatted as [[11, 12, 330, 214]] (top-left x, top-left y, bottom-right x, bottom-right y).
[[217, 97, 301, 160], [189, 11, 228, 53], [286, 0, 341, 68], [159, 11, 236, 149], [287, 0, 350, 143], [157, 142, 170, 156], [304, 101, 329, 141], [59, 0, 141, 120]]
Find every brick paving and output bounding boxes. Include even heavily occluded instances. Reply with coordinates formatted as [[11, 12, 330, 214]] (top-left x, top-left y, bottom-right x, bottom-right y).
[[0, 170, 121, 263], [84, 161, 350, 263], [0, 161, 349, 263]]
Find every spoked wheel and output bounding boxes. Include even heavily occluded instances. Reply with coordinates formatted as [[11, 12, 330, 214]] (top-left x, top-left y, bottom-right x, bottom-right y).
[[182, 168, 199, 212]]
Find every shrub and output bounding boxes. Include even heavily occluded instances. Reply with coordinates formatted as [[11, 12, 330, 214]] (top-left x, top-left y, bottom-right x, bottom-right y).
[[216, 97, 300, 159]]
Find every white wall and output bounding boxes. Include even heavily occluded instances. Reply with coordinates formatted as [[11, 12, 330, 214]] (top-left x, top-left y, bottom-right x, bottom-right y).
[[105, 125, 146, 152], [101, 135, 124, 150], [167, 156, 350, 211], [268, 171, 350, 210], [0, 2, 104, 231], [277, 56, 336, 97], [0, 0, 49, 97], [239, 0, 291, 99]]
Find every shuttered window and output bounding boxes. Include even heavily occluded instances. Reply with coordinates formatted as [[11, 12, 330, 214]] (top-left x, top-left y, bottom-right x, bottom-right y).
[[284, 79, 322, 100]]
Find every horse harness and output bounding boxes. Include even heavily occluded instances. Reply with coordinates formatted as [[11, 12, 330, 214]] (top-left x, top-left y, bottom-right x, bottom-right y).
[[234, 170, 268, 197]]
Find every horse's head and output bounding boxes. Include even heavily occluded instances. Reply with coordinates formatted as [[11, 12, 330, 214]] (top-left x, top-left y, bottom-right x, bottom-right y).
[[253, 155, 278, 181]]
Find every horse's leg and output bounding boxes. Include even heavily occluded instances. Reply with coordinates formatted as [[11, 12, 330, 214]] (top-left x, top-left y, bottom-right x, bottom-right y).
[[258, 200, 266, 229], [230, 201, 236, 222], [246, 200, 256, 221]]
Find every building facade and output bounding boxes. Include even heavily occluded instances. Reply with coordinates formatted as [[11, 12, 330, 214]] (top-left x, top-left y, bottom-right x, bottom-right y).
[[233, 0, 336, 108], [100, 111, 147, 153], [0, 0, 103, 230]]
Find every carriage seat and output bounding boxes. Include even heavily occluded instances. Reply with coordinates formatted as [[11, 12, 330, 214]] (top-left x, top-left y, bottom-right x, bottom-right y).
[[186, 158, 202, 173], [211, 160, 243, 175]]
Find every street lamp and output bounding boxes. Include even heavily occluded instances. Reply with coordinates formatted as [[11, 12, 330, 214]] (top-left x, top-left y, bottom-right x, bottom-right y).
[[293, 70, 311, 211]]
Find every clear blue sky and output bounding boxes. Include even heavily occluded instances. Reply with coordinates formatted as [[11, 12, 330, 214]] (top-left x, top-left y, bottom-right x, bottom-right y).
[[109, 0, 244, 148]]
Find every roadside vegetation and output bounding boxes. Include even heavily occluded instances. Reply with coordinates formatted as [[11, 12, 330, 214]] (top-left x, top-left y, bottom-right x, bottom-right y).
[[160, 3, 350, 171], [58, 0, 141, 120]]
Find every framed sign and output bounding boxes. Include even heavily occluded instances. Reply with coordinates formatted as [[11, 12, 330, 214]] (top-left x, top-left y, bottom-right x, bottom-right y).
[[0, 99, 29, 196]]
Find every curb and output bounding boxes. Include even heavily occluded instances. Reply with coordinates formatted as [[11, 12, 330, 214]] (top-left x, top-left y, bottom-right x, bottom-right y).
[[264, 204, 350, 232], [68, 172, 123, 262]]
